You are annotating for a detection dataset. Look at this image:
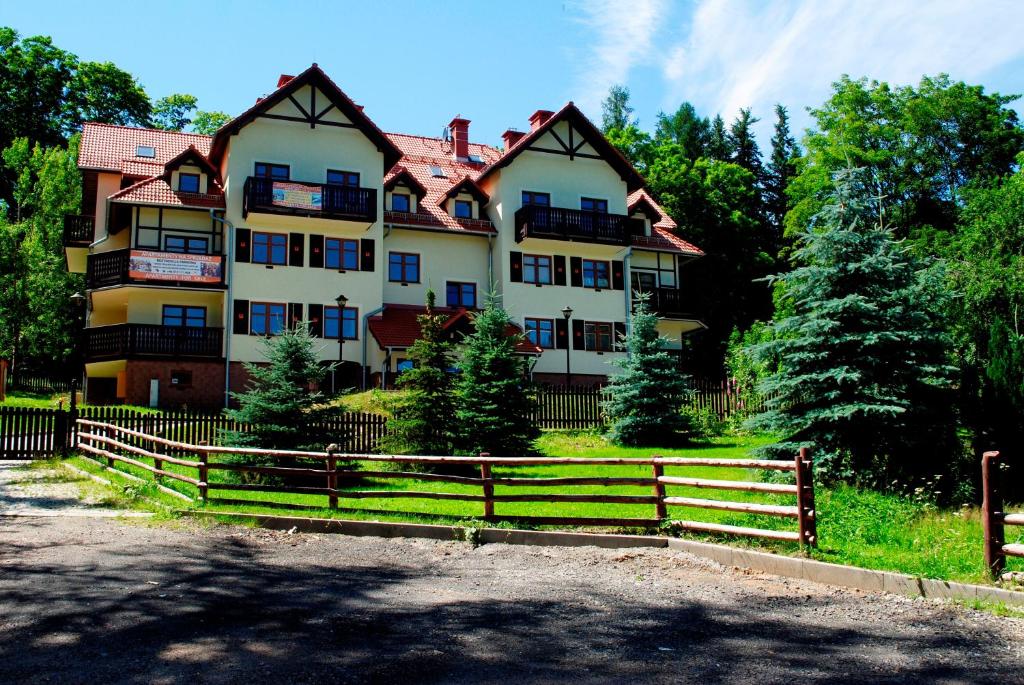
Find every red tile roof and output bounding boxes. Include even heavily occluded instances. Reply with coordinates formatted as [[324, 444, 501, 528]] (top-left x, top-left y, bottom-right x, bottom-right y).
[[627, 189, 676, 230], [631, 227, 703, 256], [79, 122, 212, 172], [368, 304, 542, 354], [108, 176, 225, 209]]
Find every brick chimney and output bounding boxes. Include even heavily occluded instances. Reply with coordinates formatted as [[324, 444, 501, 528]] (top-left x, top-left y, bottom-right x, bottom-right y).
[[449, 117, 470, 160], [277, 74, 295, 88], [502, 128, 526, 150], [529, 110, 554, 132]]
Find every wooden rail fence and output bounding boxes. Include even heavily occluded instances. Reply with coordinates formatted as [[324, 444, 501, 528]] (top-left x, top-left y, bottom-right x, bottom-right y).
[[982, 450, 1024, 577], [74, 418, 818, 547]]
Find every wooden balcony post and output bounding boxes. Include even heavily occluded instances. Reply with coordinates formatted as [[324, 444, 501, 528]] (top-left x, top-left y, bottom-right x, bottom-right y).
[[982, 451, 1005, 579]]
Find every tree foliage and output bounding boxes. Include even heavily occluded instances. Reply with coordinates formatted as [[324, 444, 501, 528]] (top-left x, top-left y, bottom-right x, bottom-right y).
[[152, 93, 198, 131], [605, 295, 692, 445], [600, 84, 635, 132], [766, 104, 799, 248], [191, 110, 232, 135]]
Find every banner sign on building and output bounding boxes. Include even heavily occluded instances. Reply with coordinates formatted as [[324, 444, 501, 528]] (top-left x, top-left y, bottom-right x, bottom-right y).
[[272, 181, 323, 211], [128, 250, 222, 283]]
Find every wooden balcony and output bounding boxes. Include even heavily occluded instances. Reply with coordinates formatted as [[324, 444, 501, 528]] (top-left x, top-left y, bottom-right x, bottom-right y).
[[635, 288, 696, 320], [63, 215, 94, 247], [87, 249, 225, 289], [514, 205, 638, 246], [243, 176, 377, 222], [86, 324, 224, 361]]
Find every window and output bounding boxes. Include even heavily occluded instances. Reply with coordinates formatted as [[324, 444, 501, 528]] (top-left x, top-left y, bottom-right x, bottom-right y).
[[170, 370, 193, 388], [325, 238, 359, 270], [525, 318, 555, 349], [467, 154, 484, 164], [454, 200, 473, 219], [136, 145, 155, 158], [164, 236, 208, 255], [252, 232, 288, 265], [162, 305, 205, 328], [631, 271, 658, 293], [254, 162, 290, 180], [391, 193, 410, 212], [250, 302, 286, 335], [522, 191, 550, 207], [324, 306, 358, 340], [523, 254, 552, 285], [446, 282, 476, 308], [178, 173, 200, 193], [581, 197, 608, 213], [429, 165, 447, 178], [388, 252, 420, 283], [584, 322, 614, 352], [327, 170, 360, 187], [396, 359, 414, 373], [582, 259, 610, 289]]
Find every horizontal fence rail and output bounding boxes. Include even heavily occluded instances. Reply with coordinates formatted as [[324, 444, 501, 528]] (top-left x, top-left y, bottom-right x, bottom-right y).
[[982, 451, 1023, 577], [73, 418, 818, 547]]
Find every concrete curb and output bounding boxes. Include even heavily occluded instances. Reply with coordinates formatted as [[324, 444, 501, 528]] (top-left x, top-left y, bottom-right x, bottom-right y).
[[186, 510, 1024, 607]]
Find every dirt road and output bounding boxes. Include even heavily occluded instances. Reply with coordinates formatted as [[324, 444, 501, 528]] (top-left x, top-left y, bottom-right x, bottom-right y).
[[1, 508, 1022, 684]]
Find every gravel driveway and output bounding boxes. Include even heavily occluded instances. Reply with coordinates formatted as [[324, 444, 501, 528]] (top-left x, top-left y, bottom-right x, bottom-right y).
[[1, 510, 1022, 684]]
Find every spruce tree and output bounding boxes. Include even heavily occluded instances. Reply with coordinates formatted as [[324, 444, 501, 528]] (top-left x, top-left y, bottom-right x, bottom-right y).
[[728, 108, 764, 182], [747, 167, 957, 486], [605, 294, 692, 445], [766, 104, 798, 247], [225, 323, 330, 451], [706, 114, 731, 161], [454, 293, 537, 457], [381, 290, 456, 455]]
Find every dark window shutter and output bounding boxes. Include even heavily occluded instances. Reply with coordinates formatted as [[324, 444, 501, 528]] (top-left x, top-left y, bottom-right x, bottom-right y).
[[570, 256, 583, 287], [510, 251, 523, 283], [309, 234, 324, 268], [289, 233, 304, 267], [308, 304, 323, 337], [614, 322, 626, 349], [288, 303, 303, 329], [553, 255, 566, 286], [360, 238, 375, 272], [572, 318, 585, 350], [611, 260, 625, 290], [233, 299, 249, 335], [235, 228, 251, 263], [555, 318, 569, 349]]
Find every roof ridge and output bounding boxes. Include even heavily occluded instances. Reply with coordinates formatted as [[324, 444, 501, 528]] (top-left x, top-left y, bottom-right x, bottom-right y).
[[82, 121, 213, 139], [385, 130, 501, 152]]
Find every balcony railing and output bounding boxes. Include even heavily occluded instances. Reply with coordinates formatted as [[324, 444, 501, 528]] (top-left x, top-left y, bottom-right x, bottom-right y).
[[243, 176, 377, 222], [634, 288, 697, 320], [87, 249, 225, 289], [63, 215, 94, 247], [514, 205, 640, 245], [86, 324, 224, 360]]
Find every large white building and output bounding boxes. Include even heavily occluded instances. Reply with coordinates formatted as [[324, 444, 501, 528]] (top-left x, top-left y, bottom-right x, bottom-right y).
[[64, 65, 705, 408]]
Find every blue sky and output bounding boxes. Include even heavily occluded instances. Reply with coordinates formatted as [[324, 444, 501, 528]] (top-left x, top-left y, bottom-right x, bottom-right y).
[[7, 0, 1024, 147]]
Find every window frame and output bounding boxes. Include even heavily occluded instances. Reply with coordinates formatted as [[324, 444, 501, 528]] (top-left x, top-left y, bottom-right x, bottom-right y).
[[391, 192, 411, 212], [581, 258, 610, 289], [453, 199, 473, 219], [388, 252, 421, 284], [178, 173, 200, 193], [162, 305, 206, 328], [581, 197, 609, 213], [250, 302, 287, 336], [324, 237, 360, 271], [323, 305, 359, 340], [584, 321, 614, 352], [523, 254, 553, 285], [446, 281, 477, 308], [136, 145, 156, 158], [164, 235, 209, 255], [252, 231, 288, 265], [524, 317, 555, 349], [254, 162, 290, 180], [522, 190, 551, 207], [326, 169, 360, 187]]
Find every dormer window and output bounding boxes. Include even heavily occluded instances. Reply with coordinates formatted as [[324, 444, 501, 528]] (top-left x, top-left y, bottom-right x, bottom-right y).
[[391, 193, 410, 212], [429, 165, 447, 178], [178, 173, 200, 193], [454, 200, 473, 219], [136, 145, 155, 158]]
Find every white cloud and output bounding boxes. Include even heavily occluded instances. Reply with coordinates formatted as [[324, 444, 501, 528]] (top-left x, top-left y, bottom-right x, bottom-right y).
[[569, 0, 669, 116], [659, 0, 1024, 138]]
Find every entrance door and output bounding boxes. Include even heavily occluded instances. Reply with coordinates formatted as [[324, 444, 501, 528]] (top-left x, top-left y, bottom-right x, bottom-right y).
[[148, 379, 159, 408]]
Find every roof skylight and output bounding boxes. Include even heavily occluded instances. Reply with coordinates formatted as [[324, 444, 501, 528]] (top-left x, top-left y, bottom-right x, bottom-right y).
[[429, 165, 447, 178], [136, 145, 156, 158]]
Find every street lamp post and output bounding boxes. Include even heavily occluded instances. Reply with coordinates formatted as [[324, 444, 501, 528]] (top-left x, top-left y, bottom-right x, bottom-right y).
[[561, 305, 573, 387], [335, 293, 348, 392]]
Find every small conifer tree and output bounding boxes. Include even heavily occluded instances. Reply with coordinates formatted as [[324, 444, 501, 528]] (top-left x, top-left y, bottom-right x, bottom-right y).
[[381, 290, 456, 455], [605, 294, 692, 445], [454, 292, 537, 457]]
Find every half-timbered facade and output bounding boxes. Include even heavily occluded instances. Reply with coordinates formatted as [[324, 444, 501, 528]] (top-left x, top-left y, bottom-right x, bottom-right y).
[[65, 64, 705, 408]]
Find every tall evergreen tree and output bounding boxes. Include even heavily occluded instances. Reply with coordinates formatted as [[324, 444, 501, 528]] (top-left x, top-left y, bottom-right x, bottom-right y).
[[765, 104, 798, 247], [381, 290, 456, 456], [728, 108, 764, 183], [454, 293, 537, 457], [654, 102, 710, 160], [706, 114, 732, 161], [600, 84, 635, 133], [747, 167, 957, 487], [605, 295, 692, 445]]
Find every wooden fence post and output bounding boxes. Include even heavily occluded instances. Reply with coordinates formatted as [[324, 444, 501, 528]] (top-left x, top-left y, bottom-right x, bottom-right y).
[[103, 425, 114, 468], [982, 451, 1005, 579], [327, 444, 338, 510], [652, 458, 667, 521], [795, 447, 817, 550], [198, 450, 208, 503], [480, 453, 494, 520]]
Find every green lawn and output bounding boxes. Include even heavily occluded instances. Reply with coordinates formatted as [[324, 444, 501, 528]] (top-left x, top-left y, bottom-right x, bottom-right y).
[[67, 430, 1024, 586], [0, 390, 161, 414]]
